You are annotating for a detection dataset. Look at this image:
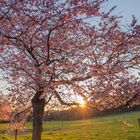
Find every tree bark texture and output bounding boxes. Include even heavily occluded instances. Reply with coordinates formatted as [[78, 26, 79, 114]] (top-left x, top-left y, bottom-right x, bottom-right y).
[[32, 93, 45, 140]]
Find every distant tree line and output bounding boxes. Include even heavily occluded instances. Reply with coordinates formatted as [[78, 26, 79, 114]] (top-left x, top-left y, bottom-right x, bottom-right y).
[[42, 105, 140, 121]]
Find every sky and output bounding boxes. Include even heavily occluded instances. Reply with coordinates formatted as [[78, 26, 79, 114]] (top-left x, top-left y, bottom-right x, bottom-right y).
[[107, 0, 140, 23], [0, 0, 140, 91]]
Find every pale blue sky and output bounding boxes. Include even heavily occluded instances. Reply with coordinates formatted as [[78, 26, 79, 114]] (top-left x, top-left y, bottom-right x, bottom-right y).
[[107, 0, 140, 23]]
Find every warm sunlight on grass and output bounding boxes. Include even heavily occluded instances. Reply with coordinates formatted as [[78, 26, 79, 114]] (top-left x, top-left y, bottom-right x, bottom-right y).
[[0, 111, 140, 140]]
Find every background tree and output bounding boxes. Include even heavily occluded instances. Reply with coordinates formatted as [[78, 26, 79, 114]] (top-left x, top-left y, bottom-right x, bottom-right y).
[[8, 110, 29, 140], [0, 93, 11, 121]]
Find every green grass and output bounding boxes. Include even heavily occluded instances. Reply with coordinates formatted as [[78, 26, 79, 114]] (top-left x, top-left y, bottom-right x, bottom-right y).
[[0, 111, 140, 140]]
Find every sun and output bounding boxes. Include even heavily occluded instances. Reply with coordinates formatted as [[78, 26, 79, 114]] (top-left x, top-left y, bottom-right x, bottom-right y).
[[77, 96, 86, 108]]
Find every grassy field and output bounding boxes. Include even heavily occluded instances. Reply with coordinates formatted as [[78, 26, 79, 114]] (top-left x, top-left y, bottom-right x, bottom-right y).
[[0, 111, 140, 140]]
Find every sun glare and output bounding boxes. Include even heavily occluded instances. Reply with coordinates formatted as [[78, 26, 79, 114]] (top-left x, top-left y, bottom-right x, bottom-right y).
[[77, 96, 86, 108]]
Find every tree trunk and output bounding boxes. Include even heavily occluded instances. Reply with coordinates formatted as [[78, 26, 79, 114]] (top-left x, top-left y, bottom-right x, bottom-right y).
[[32, 93, 45, 140], [14, 129, 18, 140]]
